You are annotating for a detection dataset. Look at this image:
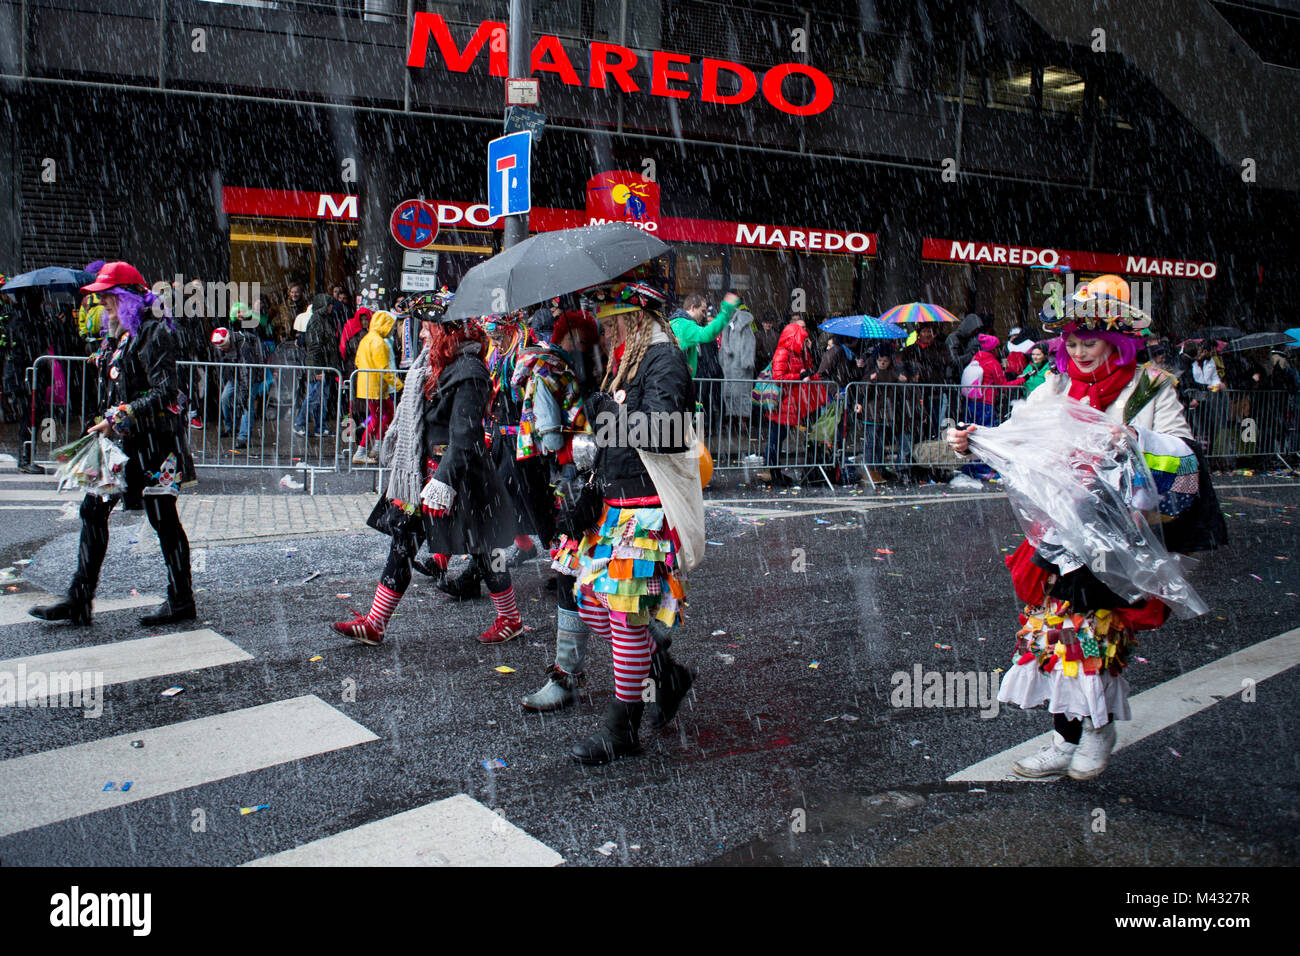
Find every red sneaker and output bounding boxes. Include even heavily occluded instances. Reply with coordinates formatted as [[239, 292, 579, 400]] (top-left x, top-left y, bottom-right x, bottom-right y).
[[478, 616, 523, 645], [332, 616, 383, 646]]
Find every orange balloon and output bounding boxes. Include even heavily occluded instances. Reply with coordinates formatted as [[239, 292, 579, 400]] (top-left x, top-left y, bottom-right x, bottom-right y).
[[697, 441, 713, 488], [1083, 274, 1130, 302]]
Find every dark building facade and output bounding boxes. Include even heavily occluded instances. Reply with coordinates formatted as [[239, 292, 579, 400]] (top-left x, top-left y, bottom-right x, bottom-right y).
[[2, 0, 1297, 337]]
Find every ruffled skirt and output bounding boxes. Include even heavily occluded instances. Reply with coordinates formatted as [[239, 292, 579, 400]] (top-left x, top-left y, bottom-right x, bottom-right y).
[[572, 502, 685, 627], [997, 597, 1136, 727]]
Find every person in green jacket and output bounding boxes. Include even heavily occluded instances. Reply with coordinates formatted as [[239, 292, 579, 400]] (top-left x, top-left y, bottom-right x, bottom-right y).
[[1022, 343, 1052, 396], [668, 293, 738, 375]]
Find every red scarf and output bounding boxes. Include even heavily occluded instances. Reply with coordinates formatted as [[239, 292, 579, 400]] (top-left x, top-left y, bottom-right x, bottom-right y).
[[1066, 358, 1135, 411]]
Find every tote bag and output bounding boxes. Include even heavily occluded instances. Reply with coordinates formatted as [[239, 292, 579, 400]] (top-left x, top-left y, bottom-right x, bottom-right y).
[[635, 426, 707, 572]]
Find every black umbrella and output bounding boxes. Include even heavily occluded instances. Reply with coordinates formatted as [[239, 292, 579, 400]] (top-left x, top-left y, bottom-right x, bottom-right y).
[[1, 267, 98, 293], [444, 223, 668, 321], [1187, 325, 1243, 341], [1223, 331, 1296, 353]]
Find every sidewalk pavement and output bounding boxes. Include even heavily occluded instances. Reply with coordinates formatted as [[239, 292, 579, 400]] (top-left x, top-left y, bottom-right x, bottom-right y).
[[136, 493, 377, 551]]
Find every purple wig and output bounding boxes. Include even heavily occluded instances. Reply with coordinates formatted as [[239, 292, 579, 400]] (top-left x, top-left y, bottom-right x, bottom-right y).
[[1054, 323, 1139, 374], [105, 285, 175, 335]]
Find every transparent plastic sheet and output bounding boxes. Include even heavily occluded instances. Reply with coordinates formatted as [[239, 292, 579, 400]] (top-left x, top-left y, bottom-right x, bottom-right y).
[[967, 399, 1208, 619], [52, 433, 130, 499]]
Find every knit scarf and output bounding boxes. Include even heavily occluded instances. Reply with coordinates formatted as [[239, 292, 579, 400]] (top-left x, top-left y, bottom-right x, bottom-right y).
[[382, 344, 432, 512], [1066, 357, 1135, 411], [511, 345, 587, 459]]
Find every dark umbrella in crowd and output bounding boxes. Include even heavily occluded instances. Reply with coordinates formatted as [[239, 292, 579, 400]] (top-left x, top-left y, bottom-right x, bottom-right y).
[[1187, 325, 1244, 341], [444, 223, 668, 321], [1, 267, 98, 293], [1222, 331, 1297, 353]]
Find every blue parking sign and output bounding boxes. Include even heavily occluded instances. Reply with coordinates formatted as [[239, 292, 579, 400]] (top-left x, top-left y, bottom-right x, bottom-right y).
[[487, 131, 532, 219]]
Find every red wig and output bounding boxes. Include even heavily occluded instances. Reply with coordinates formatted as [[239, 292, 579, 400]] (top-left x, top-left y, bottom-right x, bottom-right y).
[[425, 321, 488, 397]]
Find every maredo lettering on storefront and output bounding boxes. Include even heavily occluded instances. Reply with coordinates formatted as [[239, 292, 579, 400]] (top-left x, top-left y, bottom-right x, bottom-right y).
[[221, 184, 876, 256], [922, 237, 1218, 279], [406, 13, 835, 116]]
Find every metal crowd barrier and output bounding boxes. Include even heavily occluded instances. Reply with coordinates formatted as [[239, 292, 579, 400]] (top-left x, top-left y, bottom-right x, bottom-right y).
[[22, 359, 1298, 480], [344, 365, 408, 472], [25, 354, 344, 473]]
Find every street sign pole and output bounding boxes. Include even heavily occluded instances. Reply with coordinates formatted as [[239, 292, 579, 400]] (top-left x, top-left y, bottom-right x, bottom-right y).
[[503, 0, 531, 249]]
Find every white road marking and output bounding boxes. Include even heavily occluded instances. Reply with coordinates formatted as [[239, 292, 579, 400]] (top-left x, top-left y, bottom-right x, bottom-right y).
[[0, 506, 63, 511], [0, 630, 252, 706], [243, 794, 564, 867], [0, 592, 161, 627], [0, 473, 58, 483], [0, 695, 379, 838], [948, 628, 1300, 782]]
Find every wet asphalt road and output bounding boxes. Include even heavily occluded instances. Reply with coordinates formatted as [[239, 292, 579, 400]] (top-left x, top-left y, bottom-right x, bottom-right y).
[[0, 473, 1297, 867]]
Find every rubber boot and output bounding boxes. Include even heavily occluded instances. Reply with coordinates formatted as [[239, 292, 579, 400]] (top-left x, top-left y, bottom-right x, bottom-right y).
[[521, 607, 588, 712], [646, 637, 694, 729], [570, 700, 644, 765]]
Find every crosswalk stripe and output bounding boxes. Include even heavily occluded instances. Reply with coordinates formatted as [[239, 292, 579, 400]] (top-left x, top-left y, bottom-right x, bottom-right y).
[[0, 489, 65, 501], [0, 473, 58, 483], [947, 627, 1300, 782], [0, 695, 379, 838], [0, 629, 253, 706], [0, 592, 161, 627], [243, 794, 565, 867]]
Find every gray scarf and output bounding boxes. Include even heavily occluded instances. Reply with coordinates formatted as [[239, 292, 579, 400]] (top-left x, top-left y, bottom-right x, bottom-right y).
[[382, 345, 431, 508]]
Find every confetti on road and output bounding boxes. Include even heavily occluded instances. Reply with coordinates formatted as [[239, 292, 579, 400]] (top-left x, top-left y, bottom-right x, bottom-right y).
[[494, 666, 516, 674], [808, 661, 820, 669], [160, 686, 184, 697], [239, 804, 270, 815], [596, 842, 618, 856], [481, 758, 508, 770], [309, 655, 323, 662]]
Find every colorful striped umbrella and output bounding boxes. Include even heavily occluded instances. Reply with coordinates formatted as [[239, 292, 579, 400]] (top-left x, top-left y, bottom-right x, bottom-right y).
[[819, 315, 908, 340], [880, 302, 961, 324]]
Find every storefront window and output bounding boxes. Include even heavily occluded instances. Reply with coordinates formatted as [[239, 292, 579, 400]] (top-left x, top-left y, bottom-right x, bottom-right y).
[[229, 217, 356, 301], [1041, 66, 1086, 115]]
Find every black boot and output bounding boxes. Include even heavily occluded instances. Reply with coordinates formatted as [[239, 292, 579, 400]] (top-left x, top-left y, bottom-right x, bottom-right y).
[[139, 600, 197, 627], [29, 597, 92, 626], [646, 639, 694, 729], [437, 564, 482, 600], [412, 556, 444, 581], [571, 700, 644, 765]]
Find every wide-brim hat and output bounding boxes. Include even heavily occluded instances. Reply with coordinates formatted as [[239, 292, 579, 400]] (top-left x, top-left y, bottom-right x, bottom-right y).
[[408, 287, 456, 323], [1042, 276, 1152, 334], [589, 280, 666, 322]]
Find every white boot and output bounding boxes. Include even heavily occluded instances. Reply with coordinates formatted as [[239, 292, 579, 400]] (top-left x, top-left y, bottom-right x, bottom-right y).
[[1068, 718, 1117, 780], [1012, 732, 1077, 778]]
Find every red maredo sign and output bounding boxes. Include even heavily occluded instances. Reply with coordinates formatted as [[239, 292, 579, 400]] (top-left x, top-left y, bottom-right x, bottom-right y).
[[586, 173, 661, 230], [407, 14, 835, 116], [922, 238, 1218, 279]]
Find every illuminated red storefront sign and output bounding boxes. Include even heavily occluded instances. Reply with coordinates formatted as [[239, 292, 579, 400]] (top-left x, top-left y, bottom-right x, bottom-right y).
[[222, 186, 876, 256], [922, 238, 1218, 279], [406, 14, 835, 116], [221, 187, 358, 221]]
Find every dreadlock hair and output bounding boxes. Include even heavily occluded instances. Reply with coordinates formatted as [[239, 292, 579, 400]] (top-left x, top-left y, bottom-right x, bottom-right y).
[[602, 306, 676, 394]]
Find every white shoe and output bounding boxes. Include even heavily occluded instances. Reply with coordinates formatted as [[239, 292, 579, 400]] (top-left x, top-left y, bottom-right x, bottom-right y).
[[1068, 718, 1117, 780], [1012, 732, 1078, 778], [352, 446, 370, 464]]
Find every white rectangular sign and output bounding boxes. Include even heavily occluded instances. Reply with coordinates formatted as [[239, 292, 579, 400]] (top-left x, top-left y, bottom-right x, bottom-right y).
[[399, 272, 442, 292], [402, 251, 439, 272]]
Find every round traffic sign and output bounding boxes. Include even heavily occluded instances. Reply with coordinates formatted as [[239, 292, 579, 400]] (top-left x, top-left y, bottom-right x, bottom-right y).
[[390, 199, 439, 250]]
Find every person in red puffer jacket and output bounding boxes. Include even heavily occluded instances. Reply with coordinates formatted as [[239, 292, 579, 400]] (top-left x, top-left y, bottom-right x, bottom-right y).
[[761, 317, 828, 485]]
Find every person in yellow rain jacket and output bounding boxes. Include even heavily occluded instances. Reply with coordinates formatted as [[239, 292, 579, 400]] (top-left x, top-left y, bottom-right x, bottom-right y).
[[353, 309, 403, 463]]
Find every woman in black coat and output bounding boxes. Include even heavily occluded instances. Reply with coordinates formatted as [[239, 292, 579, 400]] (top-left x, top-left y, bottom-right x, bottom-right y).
[[30, 262, 198, 627], [331, 304, 526, 647]]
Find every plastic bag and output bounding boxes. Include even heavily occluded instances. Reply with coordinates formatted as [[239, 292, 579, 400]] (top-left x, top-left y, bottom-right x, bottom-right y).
[[967, 397, 1207, 619], [53, 433, 130, 498]]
